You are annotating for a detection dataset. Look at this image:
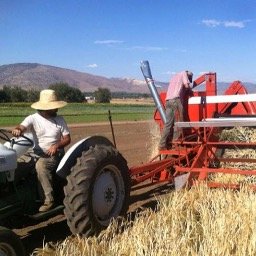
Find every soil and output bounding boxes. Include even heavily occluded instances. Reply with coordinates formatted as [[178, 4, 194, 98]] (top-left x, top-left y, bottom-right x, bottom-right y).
[[13, 121, 174, 255]]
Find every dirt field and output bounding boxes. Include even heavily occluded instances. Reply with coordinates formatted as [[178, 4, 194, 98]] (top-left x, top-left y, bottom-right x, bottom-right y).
[[69, 120, 160, 166], [14, 121, 173, 255]]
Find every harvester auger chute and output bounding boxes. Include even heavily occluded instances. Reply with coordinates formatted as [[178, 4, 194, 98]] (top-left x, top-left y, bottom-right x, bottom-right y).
[[130, 60, 256, 190]]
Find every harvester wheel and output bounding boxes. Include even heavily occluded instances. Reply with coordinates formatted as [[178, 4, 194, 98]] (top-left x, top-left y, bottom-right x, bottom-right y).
[[0, 227, 25, 256], [63, 144, 130, 236]]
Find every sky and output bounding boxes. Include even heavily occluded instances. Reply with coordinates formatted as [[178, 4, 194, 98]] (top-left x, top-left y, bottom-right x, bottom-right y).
[[1, 0, 256, 83]]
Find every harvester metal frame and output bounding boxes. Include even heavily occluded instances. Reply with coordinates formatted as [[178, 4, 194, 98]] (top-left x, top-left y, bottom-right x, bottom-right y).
[[130, 61, 256, 190]]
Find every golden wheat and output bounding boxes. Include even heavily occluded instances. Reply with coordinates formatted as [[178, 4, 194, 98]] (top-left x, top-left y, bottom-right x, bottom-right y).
[[210, 127, 256, 183], [32, 184, 256, 256]]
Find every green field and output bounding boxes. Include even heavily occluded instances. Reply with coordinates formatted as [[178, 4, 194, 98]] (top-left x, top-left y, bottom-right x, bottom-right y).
[[0, 103, 155, 126]]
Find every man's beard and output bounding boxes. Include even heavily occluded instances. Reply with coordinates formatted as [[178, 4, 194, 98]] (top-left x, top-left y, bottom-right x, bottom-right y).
[[46, 110, 58, 117], [48, 112, 57, 117]]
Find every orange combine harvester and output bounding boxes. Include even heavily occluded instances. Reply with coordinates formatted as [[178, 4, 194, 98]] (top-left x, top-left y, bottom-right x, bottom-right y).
[[130, 61, 256, 190]]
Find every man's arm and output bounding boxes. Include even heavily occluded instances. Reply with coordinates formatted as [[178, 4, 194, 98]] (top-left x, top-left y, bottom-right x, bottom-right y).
[[47, 134, 71, 156], [57, 134, 71, 149], [182, 71, 193, 89]]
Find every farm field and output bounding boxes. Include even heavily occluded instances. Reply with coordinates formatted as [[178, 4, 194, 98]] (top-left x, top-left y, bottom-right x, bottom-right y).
[[0, 101, 155, 126], [34, 184, 256, 256], [20, 121, 256, 256], [6, 103, 256, 255]]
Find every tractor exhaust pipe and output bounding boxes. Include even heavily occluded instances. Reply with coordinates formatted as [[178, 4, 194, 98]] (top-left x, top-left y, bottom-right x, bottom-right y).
[[140, 60, 167, 124]]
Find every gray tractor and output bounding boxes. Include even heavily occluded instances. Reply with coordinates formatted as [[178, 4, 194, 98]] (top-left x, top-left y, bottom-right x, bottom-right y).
[[0, 128, 130, 255]]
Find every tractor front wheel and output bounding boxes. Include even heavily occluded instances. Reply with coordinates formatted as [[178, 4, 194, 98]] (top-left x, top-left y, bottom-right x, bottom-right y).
[[0, 227, 25, 256], [64, 145, 130, 236]]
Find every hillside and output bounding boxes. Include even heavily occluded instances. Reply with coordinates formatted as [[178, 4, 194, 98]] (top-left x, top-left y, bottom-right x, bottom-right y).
[[1, 63, 255, 94], [0, 63, 160, 94]]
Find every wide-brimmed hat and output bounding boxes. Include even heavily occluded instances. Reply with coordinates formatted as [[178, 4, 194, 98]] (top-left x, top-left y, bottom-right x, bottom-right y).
[[31, 89, 67, 110]]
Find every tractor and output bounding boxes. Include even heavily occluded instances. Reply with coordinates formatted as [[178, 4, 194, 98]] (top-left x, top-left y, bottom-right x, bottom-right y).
[[0, 129, 130, 255], [1, 60, 256, 255]]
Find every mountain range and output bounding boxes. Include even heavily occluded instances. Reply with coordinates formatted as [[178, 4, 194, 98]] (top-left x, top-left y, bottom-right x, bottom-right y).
[[0, 63, 166, 94], [0, 63, 255, 94]]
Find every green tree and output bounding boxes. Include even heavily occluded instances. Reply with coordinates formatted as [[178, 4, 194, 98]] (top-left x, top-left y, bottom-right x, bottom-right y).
[[94, 87, 111, 103], [49, 82, 84, 102], [0, 89, 10, 102], [26, 88, 40, 102], [3, 86, 27, 102]]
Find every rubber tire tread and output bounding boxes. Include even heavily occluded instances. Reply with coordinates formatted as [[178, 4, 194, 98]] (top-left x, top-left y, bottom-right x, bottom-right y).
[[63, 144, 130, 237], [0, 226, 25, 256]]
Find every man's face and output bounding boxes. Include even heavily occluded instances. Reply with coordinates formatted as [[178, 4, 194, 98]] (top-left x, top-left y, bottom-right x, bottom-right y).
[[45, 109, 58, 117]]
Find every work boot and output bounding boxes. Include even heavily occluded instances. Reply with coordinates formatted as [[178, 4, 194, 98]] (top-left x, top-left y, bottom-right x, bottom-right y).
[[39, 201, 54, 212]]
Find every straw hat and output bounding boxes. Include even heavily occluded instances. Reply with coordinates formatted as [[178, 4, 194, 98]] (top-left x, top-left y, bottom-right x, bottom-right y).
[[31, 89, 67, 110]]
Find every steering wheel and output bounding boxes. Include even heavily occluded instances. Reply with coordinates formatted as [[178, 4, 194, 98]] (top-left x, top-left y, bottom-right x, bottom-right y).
[[0, 129, 34, 147]]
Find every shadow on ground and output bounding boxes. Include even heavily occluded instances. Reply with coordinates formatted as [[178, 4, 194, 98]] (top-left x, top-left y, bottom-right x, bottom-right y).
[[18, 215, 71, 255], [128, 181, 174, 218], [19, 181, 174, 255]]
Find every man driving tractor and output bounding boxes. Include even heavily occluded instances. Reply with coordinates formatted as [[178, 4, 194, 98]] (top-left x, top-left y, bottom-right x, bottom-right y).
[[12, 89, 71, 212]]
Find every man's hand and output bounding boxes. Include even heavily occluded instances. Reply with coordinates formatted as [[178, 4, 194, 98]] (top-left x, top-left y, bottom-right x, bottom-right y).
[[46, 144, 59, 156], [12, 125, 26, 137], [12, 128, 22, 137], [47, 134, 71, 157]]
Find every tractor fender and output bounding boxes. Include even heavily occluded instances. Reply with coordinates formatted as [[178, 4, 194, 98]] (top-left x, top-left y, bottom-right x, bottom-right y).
[[56, 135, 114, 179]]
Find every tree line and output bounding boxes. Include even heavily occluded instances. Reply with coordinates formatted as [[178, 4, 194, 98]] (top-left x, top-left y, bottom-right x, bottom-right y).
[[0, 83, 112, 103]]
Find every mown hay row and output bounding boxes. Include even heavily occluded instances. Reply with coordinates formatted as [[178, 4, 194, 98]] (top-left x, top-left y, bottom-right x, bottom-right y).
[[33, 185, 256, 256], [210, 127, 256, 184]]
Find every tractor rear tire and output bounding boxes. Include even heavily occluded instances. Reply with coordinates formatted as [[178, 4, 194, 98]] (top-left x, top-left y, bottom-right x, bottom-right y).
[[0, 227, 25, 256], [63, 144, 130, 237]]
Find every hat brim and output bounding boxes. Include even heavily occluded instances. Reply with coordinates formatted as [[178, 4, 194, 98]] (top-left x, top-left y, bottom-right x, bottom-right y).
[[31, 101, 67, 110]]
